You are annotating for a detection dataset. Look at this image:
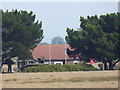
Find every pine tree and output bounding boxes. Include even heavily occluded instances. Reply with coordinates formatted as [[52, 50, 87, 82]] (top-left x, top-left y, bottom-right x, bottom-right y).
[[66, 13, 119, 70], [1, 9, 44, 72]]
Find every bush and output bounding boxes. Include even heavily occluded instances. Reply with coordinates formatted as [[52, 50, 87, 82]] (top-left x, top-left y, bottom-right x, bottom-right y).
[[23, 63, 99, 72]]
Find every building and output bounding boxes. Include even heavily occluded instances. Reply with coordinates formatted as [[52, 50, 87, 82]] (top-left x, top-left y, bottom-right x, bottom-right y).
[[32, 44, 81, 65]]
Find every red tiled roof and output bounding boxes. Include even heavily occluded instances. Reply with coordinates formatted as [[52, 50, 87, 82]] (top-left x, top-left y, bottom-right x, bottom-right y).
[[32, 44, 73, 60]]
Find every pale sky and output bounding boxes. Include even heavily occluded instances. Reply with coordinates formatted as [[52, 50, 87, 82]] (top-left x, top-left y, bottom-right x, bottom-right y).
[[2, 2, 118, 43]]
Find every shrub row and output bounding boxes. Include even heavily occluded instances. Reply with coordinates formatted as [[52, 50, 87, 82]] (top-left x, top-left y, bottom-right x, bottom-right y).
[[23, 63, 99, 72]]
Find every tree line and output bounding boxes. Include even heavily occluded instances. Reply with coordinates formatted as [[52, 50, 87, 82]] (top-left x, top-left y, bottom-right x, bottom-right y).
[[1, 9, 119, 72]]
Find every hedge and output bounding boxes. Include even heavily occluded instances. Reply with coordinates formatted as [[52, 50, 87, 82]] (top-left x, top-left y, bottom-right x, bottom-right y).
[[23, 63, 99, 72]]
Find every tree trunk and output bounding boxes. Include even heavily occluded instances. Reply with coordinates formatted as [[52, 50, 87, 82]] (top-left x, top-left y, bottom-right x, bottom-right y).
[[0, 63, 3, 73], [17, 62, 20, 68], [113, 59, 120, 67], [108, 60, 113, 70], [17, 62, 21, 72], [103, 62, 108, 70], [20, 60, 26, 71], [103, 59, 108, 70], [22, 60, 25, 67], [7, 64, 12, 73]]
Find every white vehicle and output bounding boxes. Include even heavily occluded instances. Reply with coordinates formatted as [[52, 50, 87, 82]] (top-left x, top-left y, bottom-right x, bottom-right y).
[[53, 61, 63, 65]]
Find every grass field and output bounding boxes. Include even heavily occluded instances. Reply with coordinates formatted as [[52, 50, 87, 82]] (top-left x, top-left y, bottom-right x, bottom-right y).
[[2, 70, 118, 88]]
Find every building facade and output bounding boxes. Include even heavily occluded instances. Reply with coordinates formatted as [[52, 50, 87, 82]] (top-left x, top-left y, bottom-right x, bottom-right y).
[[32, 44, 81, 65]]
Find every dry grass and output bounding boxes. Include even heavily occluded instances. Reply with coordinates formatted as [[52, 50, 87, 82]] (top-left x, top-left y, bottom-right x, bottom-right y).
[[2, 70, 118, 88], [18, 76, 118, 84]]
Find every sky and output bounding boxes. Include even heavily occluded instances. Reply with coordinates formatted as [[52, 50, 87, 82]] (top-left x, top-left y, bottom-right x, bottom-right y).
[[1, 2, 118, 43]]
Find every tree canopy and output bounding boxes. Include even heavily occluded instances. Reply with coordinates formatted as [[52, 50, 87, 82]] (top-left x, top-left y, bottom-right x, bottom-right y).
[[66, 13, 119, 70], [2, 9, 44, 69]]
